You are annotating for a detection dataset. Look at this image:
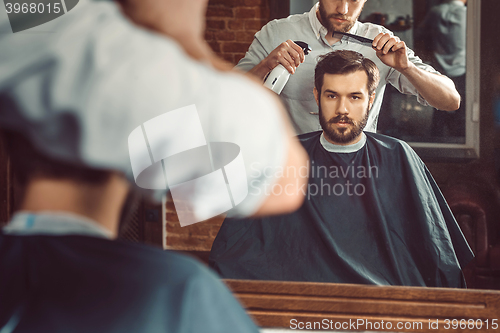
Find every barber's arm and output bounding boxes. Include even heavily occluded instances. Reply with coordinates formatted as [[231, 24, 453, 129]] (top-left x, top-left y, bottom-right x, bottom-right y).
[[373, 33, 461, 111], [246, 40, 306, 81]]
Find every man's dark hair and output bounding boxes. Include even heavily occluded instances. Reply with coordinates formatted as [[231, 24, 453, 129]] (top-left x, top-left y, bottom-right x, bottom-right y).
[[1, 129, 140, 238], [314, 50, 380, 95], [1, 130, 111, 186]]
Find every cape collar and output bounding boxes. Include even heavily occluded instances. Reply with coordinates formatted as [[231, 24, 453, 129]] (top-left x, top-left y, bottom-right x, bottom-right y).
[[2, 211, 112, 239], [320, 132, 367, 153]]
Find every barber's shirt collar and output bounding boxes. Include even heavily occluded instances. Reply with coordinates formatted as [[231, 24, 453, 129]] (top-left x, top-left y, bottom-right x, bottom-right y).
[[3, 212, 112, 239], [309, 3, 360, 43], [320, 132, 367, 153]]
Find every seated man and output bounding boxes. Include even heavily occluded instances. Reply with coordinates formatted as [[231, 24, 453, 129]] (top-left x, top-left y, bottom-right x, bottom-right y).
[[0, 132, 259, 333], [210, 50, 474, 288]]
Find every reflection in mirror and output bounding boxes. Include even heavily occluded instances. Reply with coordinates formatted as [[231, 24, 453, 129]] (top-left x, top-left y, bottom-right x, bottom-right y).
[[362, 0, 480, 159], [366, 0, 466, 144], [206, 0, 483, 290]]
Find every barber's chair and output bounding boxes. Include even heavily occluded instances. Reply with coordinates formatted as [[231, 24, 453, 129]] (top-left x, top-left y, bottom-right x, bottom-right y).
[[441, 182, 500, 289]]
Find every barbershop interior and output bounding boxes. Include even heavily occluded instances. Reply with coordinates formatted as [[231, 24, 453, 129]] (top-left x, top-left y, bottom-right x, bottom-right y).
[[1, 0, 500, 332]]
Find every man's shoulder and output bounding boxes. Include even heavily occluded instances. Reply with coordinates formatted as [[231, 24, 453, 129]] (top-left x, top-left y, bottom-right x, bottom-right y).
[[297, 131, 322, 146], [365, 131, 407, 145], [0, 234, 258, 333], [258, 12, 312, 37], [85, 238, 229, 293], [364, 131, 409, 148], [0, 233, 220, 296], [26, 235, 216, 285], [267, 12, 310, 27], [365, 132, 421, 159], [110, 242, 259, 332], [110, 240, 214, 280]]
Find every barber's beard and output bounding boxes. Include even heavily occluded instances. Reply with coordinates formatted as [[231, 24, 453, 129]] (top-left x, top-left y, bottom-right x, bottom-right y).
[[318, 1, 363, 33], [319, 103, 369, 145]]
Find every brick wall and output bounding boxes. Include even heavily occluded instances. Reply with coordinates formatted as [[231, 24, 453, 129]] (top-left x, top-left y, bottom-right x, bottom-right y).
[[205, 0, 270, 65], [165, 194, 225, 251], [166, 1, 271, 252]]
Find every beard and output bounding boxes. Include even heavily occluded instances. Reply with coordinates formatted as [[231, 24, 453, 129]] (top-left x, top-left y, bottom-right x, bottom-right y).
[[319, 102, 369, 145], [318, 1, 363, 33]]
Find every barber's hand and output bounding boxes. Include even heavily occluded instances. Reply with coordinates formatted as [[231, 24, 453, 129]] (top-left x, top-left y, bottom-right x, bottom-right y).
[[372, 33, 410, 72], [263, 40, 306, 75]]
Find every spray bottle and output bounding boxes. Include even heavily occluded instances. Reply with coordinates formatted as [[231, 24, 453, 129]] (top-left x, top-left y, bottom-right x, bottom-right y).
[[263, 41, 312, 95]]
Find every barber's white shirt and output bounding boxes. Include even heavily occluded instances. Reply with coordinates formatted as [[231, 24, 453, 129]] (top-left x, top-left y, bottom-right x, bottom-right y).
[[237, 3, 440, 134]]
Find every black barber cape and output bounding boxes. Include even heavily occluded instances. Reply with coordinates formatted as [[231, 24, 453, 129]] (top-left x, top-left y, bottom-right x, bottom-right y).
[[0, 233, 259, 333], [210, 131, 474, 287]]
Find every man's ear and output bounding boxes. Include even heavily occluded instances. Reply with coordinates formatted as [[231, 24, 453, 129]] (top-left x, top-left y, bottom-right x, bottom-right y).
[[313, 87, 319, 106], [368, 92, 376, 110]]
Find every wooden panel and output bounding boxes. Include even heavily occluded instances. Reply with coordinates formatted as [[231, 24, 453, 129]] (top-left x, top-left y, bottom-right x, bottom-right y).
[[142, 194, 164, 248], [0, 136, 13, 226], [118, 191, 164, 248], [118, 192, 144, 243], [225, 280, 500, 332]]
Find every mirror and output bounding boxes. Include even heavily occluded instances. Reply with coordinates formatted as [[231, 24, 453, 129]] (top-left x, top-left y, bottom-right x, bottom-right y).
[[288, 0, 480, 161], [203, 0, 484, 287], [163, 0, 496, 305]]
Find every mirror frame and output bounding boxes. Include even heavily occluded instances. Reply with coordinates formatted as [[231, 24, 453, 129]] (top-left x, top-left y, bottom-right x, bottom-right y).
[[226, 279, 500, 332]]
